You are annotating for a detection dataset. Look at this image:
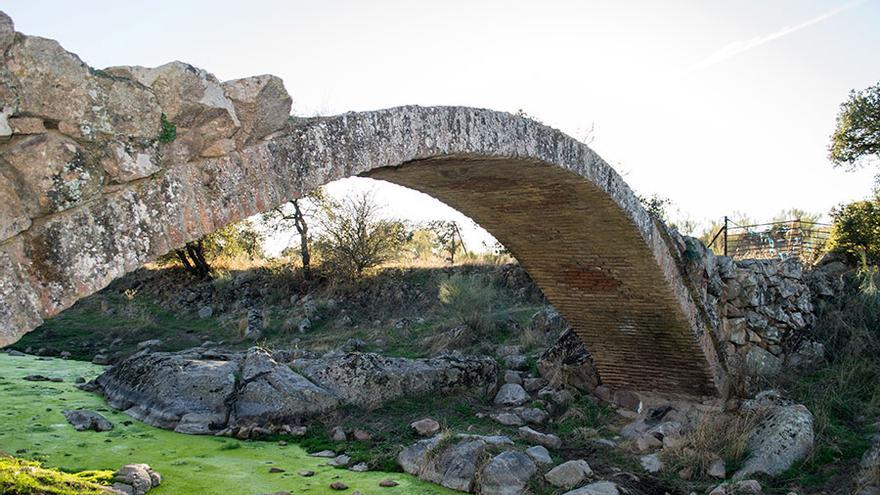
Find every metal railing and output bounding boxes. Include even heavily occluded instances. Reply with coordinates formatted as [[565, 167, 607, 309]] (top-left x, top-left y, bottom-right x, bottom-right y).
[[707, 217, 832, 264]]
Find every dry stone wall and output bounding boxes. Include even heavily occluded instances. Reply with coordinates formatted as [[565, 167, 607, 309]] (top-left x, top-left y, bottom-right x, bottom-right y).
[[672, 232, 828, 394]]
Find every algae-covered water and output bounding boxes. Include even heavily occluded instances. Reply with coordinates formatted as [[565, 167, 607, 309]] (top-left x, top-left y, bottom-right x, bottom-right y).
[[0, 353, 454, 495]]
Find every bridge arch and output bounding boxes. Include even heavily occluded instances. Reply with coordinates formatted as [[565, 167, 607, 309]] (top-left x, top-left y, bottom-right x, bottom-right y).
[[0, 106, 727, 396]]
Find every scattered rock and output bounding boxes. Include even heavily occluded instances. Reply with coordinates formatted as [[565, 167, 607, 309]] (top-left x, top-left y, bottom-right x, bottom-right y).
[[478, 451, 537, 495], [113, 464, 161, 495], [352, 428, 372, 441], [517, 407, 549, 425], [63, 409, 113, 432], [526, 445, 553, 465], [411, 418, 441, 437], [708, 457, 727, 479], [298, 470, 315, 477], [563, 481, 620, 495], [491, 412, 524, 426], [349, 462, 368, 472], [328, 454, 351, 467], [197, 306, 213, 319], [503, 370, 523, 385], [268, 467, 285, 473], [494, 383, 530, 407], [639, 454, 663, 473], [329, 481, 348, 490], [330, 426, 347, 441], [379, 479, 399, 487], [544, 459, 593, 489], [310, 450, 336, 458], [504, 355, 529, 371], [518, 426, 561, 449]]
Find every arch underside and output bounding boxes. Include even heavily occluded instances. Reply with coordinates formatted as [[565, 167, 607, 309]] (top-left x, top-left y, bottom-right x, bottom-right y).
[[0, 106, 725, 397], [367, 158, 717, 396]]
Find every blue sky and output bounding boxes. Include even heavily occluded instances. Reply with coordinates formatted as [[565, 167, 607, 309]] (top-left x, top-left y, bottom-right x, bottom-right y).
[[4, 1, 879, 249]]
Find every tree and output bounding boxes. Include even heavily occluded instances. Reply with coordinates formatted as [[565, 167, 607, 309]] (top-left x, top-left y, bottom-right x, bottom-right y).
[[829, 82, 880, 172], [262, 188, 327, 280], [160, 220, 264, 277], [428, 220, 468, 265], [828, 196, 880, 265], [315, 191, 407, 277]]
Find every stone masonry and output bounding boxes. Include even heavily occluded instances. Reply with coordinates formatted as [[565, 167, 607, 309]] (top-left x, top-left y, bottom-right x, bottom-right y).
[[0, 11, 727, 396]]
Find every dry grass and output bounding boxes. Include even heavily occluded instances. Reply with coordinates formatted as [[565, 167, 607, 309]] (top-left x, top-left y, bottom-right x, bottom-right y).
[[661, 410, 764, 478]]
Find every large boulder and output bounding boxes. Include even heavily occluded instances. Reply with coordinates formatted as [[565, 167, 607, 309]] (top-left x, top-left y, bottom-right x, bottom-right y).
[[2, 133, 103, 216], [231, 348, 338, 426], [91, 350, 239, 431], [4, 34, 161, 139], [537, 328, 600, 393], [478, 451, 537, 495], [296, 352, 497, 409], [398, 436, 487, 492], [734, 404, 814, 479], [221, 75, 291, 146]]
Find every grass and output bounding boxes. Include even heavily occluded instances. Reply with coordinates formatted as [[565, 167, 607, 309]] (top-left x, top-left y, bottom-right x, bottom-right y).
[[15, 263, 548, 364], [772, 263, 880, 493], [0, 456, 114, 495], [0, 353, 456, 495], [270, 390, 509, 473]]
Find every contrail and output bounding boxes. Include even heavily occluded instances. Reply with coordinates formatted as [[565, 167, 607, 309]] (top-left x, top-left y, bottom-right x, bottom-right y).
[[688, 0, 867, 72]]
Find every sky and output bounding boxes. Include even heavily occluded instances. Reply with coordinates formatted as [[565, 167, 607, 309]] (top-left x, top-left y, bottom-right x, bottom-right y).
[[4, 1, 878, 252]]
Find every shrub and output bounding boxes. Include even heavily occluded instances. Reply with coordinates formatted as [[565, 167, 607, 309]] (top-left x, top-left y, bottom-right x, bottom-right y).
[[0, 455, 114, 495], [827, 197, 880, 265], [438, 273, 499, 333]]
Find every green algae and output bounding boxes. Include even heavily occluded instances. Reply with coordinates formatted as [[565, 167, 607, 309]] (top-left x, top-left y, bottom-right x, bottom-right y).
[[0, 354, 454, 495]]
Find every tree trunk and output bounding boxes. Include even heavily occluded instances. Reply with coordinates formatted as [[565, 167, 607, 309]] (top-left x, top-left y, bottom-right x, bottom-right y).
[[292, 199, 312, 281]]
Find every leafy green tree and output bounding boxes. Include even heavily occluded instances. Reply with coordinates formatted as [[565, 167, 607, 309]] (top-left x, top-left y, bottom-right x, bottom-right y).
[[828, 196, 880, 265], [829, 82, 880, 171], [315, 191, 407, 277]]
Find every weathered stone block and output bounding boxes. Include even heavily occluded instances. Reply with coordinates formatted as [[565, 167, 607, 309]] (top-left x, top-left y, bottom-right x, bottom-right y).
[[222, 75, 291, 146], [2, 133, 103, 216]]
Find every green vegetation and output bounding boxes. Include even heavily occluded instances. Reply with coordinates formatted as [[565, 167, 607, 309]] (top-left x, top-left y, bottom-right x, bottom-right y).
[[0, 354, 456, 495], [158, 113, 176, 143], [828, 196, 880, 265], [776, 261, 880, 489], [829, 81, 880, 171], [0, 456, 113, 495], [438, 273, 501, 334]]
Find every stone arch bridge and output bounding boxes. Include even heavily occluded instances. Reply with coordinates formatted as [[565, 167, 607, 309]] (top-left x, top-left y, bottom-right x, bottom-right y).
[[0, 11, 727, 397]]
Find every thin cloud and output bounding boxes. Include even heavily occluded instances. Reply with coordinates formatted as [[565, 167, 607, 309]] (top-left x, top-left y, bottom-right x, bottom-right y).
[[688, 0, 867, 72]]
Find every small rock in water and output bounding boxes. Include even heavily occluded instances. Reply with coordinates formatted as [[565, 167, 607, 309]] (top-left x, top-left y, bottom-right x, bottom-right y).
[[268, 467, 285, 473], [298, 470, 315, 477], [379, 479, 399, 487], [330, 481, 348, 490], [63, 410, 113, 432]]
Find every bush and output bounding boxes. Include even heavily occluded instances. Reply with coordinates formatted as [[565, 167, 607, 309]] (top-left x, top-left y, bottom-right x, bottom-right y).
[[438, 273, 499, 333], [828, 197, 880, 265], [0, 455, 114, 495]]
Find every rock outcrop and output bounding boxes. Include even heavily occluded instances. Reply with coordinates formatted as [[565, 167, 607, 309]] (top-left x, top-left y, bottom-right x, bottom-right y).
[[88, 347, 497, 435], [295, 351, 497, 409]]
